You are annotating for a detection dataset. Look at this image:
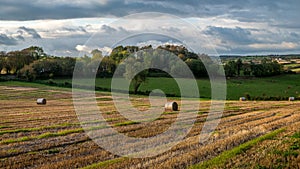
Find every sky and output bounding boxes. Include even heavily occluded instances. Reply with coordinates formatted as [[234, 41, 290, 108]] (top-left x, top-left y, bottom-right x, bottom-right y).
[[0, 0, 299, 56]]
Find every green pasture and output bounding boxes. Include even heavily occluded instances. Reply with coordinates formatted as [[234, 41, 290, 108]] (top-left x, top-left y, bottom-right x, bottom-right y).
[[34, 74, 300, 100]]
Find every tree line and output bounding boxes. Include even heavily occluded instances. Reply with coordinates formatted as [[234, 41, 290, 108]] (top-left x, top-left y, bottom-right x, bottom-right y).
[[224, 58, 283, 77], [0, 45, 284, 82]]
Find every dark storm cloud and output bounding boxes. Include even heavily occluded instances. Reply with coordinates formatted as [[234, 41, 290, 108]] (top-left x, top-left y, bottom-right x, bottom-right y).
[[0, 0, 299, 55], [18, 26, 41, 39], [0, 0, 276, 20], [0, 34, 18, 45], [0, 0, 176, 20], [0, 1, 101, 20], [15, 35, 25, 41], [100, 25, 129, 35], [62, 26, 87, 33], [205, 26, 257, 45], [101, 25, 117, 33], [0, 0, 299, 32]]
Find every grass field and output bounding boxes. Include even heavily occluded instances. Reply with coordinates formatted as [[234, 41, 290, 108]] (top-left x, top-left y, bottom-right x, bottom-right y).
[[284, 63, 300, 73], [291, 68, 300, 73], [43, 74, 300, 100], [0, 82, 299, 168]]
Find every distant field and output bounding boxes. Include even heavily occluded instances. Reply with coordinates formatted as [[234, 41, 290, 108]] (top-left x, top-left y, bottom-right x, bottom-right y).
[[0, 82, 299, 168], [283, 63, 300, 73], [283, 63, 300, 69], [291, 68, 300, 73], [43, 74, 300, 100]]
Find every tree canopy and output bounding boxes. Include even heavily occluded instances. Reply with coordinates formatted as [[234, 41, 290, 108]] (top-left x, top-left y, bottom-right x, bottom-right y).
[[0, 45, 285, 91]]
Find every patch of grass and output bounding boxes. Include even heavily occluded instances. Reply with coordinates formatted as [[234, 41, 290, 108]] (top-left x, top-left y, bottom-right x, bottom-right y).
[[81, 158, 127, 169], [1, 136, 31, 144], [225, 106, 240, 111], [0, 126, 10, 129], [7, 149, 19, 154], [198, 111, 208, 115], [211, 131, 220, 135], [45, 74, 300, 100], [1, 128, 83, 144], [273, 104, 288, 107], [96, 97, 113, 101], [276, 112, 284, 116], [291, 68, 300, 73], [0, 158, 7, 162], [163, 111, 178, 115], [46, 148, 60, 154], [37, 132, 58, 139], [3, 74, 300, 100], [104, 111, 115, 115], [273, 149, 299, 157], [189, 128, 285, 169], [255, 164, 268, 169], [21, 112, 33, 114], [0, 125, 113, 144], [58, 128, 83, 135], [114, 121, 140, 127], [0, 81, 71, 92], [291, 132, 300, 138], [80, 120, 106, 125], [283, 63, 300, 69], [37, 128, 84, 139], [16, 136, 31, 142], [0, 128, 38, 135], [289, 141, 300, 150], [156, 117, 165, 120], [105, 118, 120, 122], [88, 125, 107, 131], [0, 123, 77, 135]]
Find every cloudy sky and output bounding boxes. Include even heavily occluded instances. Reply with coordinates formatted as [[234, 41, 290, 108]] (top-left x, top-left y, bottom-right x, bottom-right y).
[[0, 0, 299, 56]]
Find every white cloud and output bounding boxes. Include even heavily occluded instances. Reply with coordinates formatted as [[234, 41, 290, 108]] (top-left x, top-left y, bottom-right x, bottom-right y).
[[1, 13, 300, 55], [75, 45, 93, 53], [136, 40, 183, 48], [75, 45, 112, 56], [249, 42, 298, 50]]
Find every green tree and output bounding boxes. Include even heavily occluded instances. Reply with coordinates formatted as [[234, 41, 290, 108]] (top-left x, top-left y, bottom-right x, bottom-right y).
[[170, 60, 188, 77], [4, 56, 15, 74], [99, 57, 116, 76], [236, 58, 243, 76], [242, 63, 251, 76], [123, 56, 150, 94], [0, 53, 4, 73], [110, 46, 130, 63], [91, 49, 103, 61], [59, 57, 76, 76], [224, 61, 237, 77], [252, 64, 264, 77], [22, 46, 45, 60], [2, 47, 42, 74], [185, 58, 208, 77], [251, 61, 282, 77], [25, 59, 62, 78], [19, 65, 36, 81]]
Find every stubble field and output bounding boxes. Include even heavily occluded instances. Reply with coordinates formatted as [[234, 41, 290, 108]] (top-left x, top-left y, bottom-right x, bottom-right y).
[[0, 82, 299, 169]]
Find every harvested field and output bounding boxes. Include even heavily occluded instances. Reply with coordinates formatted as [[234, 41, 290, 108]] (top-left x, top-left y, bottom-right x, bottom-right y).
[[0, 83, 299, 168]]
